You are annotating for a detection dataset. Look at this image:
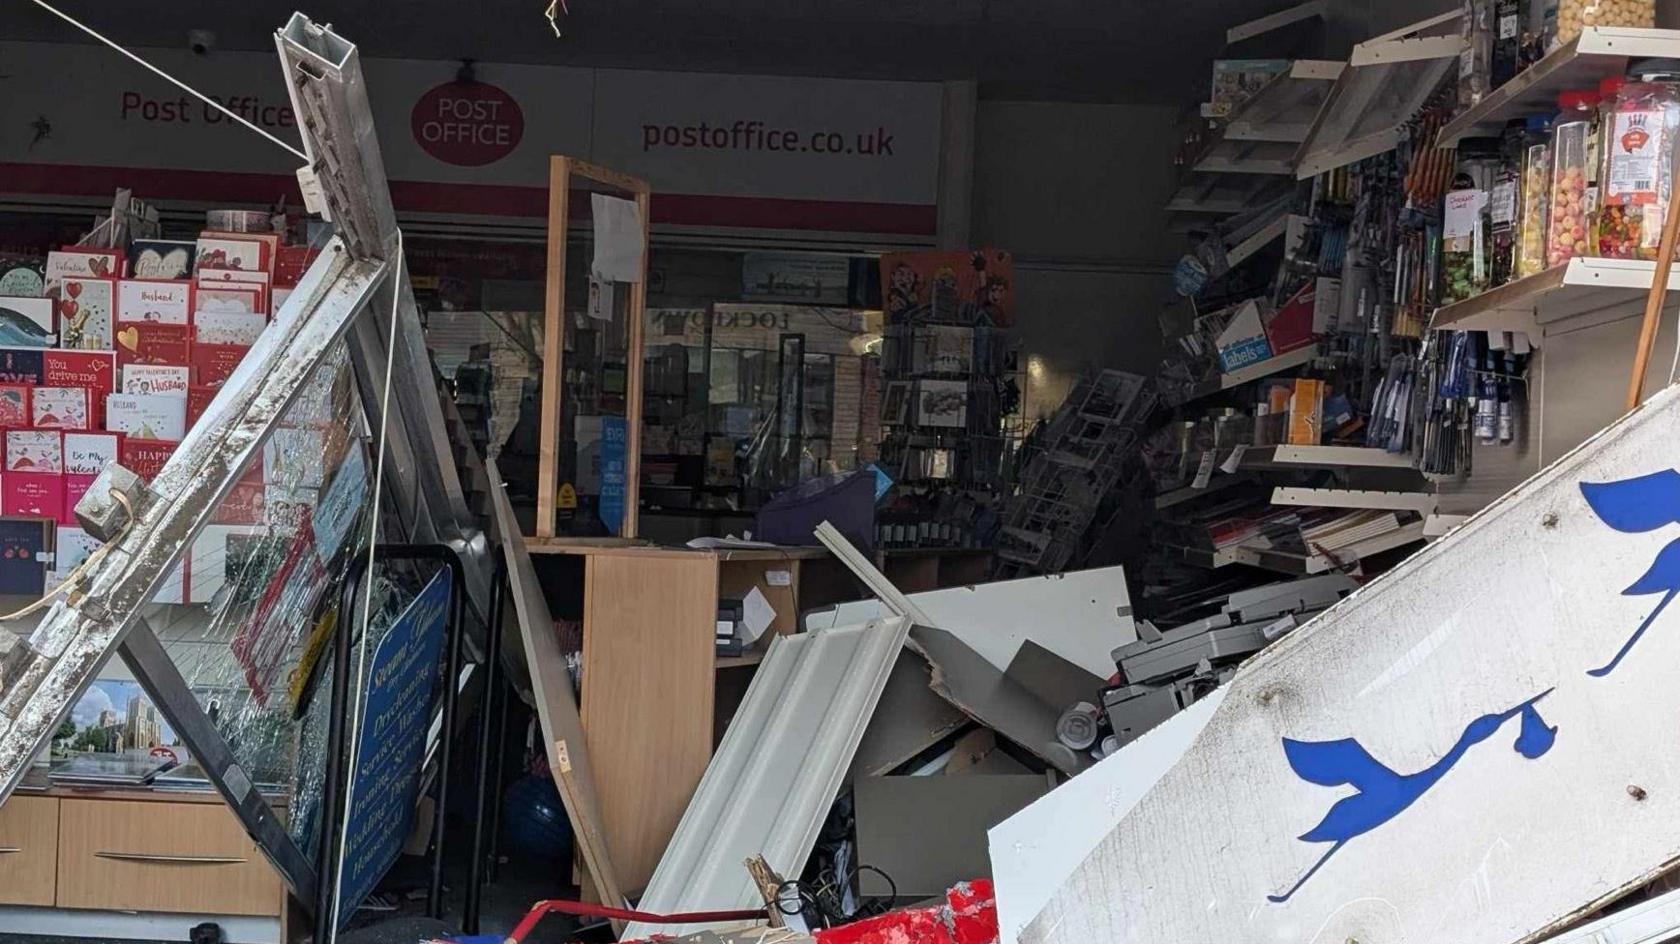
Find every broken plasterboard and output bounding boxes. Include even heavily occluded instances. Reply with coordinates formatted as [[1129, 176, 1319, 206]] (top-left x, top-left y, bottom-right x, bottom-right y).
[[911, 626, 1089, 776], [851, 651, 968, 779], [1003, 641, 1106, 712], [625, 616, 912, 940], [803, 565, 1136, 678], [1022, 381, 1680, 944], [988, 687, 1226, 944], [487, 460, 625, 914], [855, 774, 1053, 899]]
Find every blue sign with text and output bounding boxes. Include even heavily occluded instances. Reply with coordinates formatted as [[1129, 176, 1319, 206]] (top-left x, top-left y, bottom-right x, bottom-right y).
[[599, 416, 627, 534], [337, 567, 452, 924]]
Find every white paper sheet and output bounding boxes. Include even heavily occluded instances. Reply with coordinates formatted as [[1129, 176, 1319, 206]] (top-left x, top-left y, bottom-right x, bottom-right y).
[[591, 193, 645, 282]]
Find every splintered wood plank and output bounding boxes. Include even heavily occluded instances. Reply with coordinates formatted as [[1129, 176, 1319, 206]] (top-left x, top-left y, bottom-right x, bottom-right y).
[[581, 552, 717, 892], [487, 460, 625, 915]]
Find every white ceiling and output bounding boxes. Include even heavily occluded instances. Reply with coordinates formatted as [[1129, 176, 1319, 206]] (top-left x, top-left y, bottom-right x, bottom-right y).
[[8, 0, 1332, 103]]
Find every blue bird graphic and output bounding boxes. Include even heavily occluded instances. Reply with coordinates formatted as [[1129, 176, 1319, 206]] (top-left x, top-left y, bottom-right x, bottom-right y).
[[1269, 689, 1557, 903], [1580, 471, 1680, 676]]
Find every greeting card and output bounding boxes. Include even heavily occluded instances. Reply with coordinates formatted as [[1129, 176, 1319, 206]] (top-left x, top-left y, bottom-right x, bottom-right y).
[[48, 525, 101, 594], [129, 240, 197, 280], [271, 286, 293, 313], [274, 245, 320, 286], [212, 480, 266, 526], [194, 235, 268, 273], [63, 431, 120, 476], [0, 260, 44, 298], [106, 393, 187, 442], [30, 387, 90, 430], [192, 343, 250, 387], [0, 386, 29, 427], [57, 277, 115, 350], [0, 349, 46, 385], [43, 350, 117, 393], [187, 385, 217, 430], [116, 279, 192, 325], [194, 310, 267, 346], [4, 472, 64, 519], [194, 284, 263, 315], [122, 364, 191, 397], [62, 473, 93, 526], [5, 430, 61, 473], [0, 517, 54, 596], [188, 524, 264, 603], [196, 269, 270, 315], [0, 297, 55, 347], [120, 437, 176, 480], [116, 322, 191, 367], [44, 249, 121, 297]]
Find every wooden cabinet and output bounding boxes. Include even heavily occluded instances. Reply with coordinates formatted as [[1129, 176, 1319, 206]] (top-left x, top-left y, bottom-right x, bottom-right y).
[[0, 796, 59, 907], [55, 798, 281, 916]]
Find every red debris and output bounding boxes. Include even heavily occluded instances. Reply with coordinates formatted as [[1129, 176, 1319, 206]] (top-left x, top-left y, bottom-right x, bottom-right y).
[[815, 880, 998, 944]]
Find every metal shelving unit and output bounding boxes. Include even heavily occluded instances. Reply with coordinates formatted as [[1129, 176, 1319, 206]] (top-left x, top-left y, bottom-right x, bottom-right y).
[[1439, 27, 1680, 145], [1223, 521, 1427, 575], [1155, 473, 1256, 510], [1272, 486, 1437, 514], [1294, 11, 1460, 179], [1240, 444, 1415, 470], [1168, 344, 1319, 406], [1223, 60, 1345, 143], [1431, 257, 1680, 335]]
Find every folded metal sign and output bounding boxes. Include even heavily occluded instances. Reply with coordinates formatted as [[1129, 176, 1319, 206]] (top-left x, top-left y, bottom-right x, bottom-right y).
[[1023, 382, 1680, 944]]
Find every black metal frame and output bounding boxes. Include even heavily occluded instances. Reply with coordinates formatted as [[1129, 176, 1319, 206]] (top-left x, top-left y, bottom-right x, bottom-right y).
[[312, 543, 467, 942]]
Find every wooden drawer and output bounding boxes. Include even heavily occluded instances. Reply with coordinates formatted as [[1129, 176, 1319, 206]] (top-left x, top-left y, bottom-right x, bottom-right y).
[[0, 796, 59, 906], [56, 798, 280, 916]]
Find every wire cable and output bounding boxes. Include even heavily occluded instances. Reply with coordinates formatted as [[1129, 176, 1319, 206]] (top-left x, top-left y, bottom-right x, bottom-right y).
[[25, 0, 308, 162], [327, 229, 405, 938]]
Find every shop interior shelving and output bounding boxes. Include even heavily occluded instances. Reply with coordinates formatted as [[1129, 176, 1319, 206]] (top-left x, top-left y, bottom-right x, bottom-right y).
[[1155, 473, 1256, 511], [1193, 140, 1300, 176], [1224, 0, 1326, 45], [1220, 60, 1345, 143], [1169, 344, 1319, 407], [1431, 257, 1680, 335], [1222, 520, 1427, 575], [1239, 444, 1416, 470], [1438, 27, 1680, 146], [1294, 11, 1461, 179], [1270, 486, 1437, 514]]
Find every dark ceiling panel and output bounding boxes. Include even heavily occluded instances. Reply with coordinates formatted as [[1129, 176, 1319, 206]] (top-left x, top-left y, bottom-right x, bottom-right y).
[[6, 0, 1328, 103]]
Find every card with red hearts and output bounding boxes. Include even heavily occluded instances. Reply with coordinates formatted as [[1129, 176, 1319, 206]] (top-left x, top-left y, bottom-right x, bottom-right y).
[[57, 277, 115, 350]]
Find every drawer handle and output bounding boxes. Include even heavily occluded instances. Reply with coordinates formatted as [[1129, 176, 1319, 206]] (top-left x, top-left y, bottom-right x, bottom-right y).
[[0, 847, 19, 855], [95, 851, 247, 865]]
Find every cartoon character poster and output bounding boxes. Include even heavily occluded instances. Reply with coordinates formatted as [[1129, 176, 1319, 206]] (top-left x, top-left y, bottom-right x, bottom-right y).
[[880, 249, 1013, 327]]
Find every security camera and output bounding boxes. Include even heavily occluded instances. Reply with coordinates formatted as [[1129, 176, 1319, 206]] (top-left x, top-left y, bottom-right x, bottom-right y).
[[188, 29, 215, 56]]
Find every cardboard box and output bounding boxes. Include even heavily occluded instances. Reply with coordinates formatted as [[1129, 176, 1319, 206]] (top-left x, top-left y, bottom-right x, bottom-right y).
[[1216, 299, 1274, 373], [1287, 379, 1326, 446], [1264, 283, 1317, 355]]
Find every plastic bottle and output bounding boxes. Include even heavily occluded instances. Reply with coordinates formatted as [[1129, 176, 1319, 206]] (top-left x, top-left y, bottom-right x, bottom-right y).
[[1547, 89, 1599, 268], [1517, 116, 1553, 278]]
